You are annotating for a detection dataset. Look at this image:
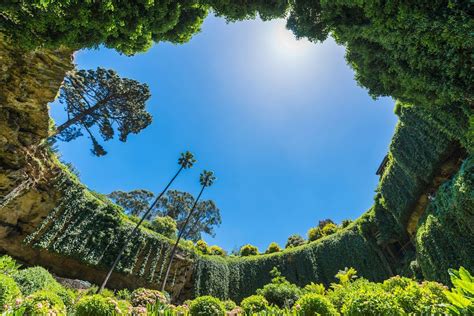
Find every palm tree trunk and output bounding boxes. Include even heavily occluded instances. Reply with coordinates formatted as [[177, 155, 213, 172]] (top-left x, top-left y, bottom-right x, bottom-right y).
[[160, 184, 206, 292], [97, 165, 184, 293]]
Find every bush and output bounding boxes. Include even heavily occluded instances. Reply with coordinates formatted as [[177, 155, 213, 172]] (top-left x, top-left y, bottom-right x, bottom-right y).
[[0, 274, 21, 312], [307, 227, 323, 242], [303, 282, 325, 295], [240, 295, 268, 314], [151, 216, 177, 238], [130, 288, 167, 307], [322, 223, 339, 236], [76, 295, 127, 316], [116, 288, 131, 301], [285, 234, 305, 248], [265, 242, 281, 254], [22, 290, 66, 315], [209, 245, 226, 256], [196, 240, 210, 255], [341, 290, 404, 316], [239, 244, 258, 256], [223, 299, 236, 311], [189, 296, 225, 316], [13, 266, 59, 296], [341, 219, 353, 228], [294, 293, 339, 316], [0, 255, 21, 276], [256, 268, 302, 308]]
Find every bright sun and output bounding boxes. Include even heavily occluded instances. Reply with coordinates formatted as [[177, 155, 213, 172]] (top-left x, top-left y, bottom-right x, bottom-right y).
[[271, 23, 313, 60]]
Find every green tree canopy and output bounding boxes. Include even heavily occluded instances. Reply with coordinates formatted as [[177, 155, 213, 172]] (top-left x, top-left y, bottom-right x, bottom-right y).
[[285, 234, 305, 248], [54, 68, 152, 156], [150, 216, 178, 239], [155, 190, 221, 241], [108, 189, 154, 217]]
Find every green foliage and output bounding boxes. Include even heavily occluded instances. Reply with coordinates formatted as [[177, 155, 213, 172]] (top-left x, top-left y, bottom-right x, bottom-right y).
[[13, 267, 58, 296], [257, 268, 302, 308], [341, 289, 404, 316], [55, 68, 152, 156], [108, 189, 154, 217], [0, 256, 21, 276], [265, 242, 281, 254], [285, 234, 305, 248], [75, 295, 126, 316], [416, 156, 474, 284], [240, 244, 259, 257], [303, 283, 325, 295], [196, 240, 211, 255], [307, 227, 323, 242], [321, 223, 338, 236], [0, 274, 21, 312], [130, 288, 167, 307], [240, 295, 268, 314], [22, 290, 66, 315], [341, 219, 353, 228], [222, 299, 236, 311], [335, 267, 358, 285], [2, 1, 209, 55], [116, 289, 131, 301], [294, 293, 339, 316], [209, 245, 226, 257], [189, 295, 225, 316], [194, 225, 390, 302], [151, 216, 178, 239], [444, 267, 474, 315], [287, 1, 472, 107]]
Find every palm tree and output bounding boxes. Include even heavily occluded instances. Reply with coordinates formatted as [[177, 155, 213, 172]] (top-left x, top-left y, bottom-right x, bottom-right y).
[[160, 170, 216, 292], [97, 151, 195, 293]]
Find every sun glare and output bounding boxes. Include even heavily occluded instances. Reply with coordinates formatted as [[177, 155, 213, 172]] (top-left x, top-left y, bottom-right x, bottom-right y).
[[271, 23, 313, 60]]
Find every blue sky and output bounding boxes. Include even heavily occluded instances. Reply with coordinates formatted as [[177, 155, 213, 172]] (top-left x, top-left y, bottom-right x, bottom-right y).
[[50, 16, 397, 253]]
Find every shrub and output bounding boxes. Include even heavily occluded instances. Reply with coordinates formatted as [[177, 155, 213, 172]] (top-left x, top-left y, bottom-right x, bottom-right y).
[[335, 267, 358, 285], [240, 295, 268, 314], [285, 234, 305, 248], [209, 245, 226, 256], [22, 290, 66, 315], [303, 282, 325, 295], [0, 274, 21, 312], [196, 240, 210, 255], [444, 267, 474, 315], [76, 295, 127, 316], [151, 216, 177, 238], [131, 288, 167, 307], [294, 293, 339, 316], [13, 266, 58, 296], [239, 244, 258, 256], [265, 242, 281, 254], [341, 219, 353, 228], [307, 227, 323, 242], [341, 290, 404, 316], [322, 223, 339, 236], [189, 296, 225, 316], [116, 288, 131, 301], [257, 268, 302, 308], [0, 256, 21, 276], [223, 299, 236, 311]]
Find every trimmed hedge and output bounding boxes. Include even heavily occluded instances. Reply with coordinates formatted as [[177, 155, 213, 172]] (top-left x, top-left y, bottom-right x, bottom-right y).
[[194, 225, 390, 302]]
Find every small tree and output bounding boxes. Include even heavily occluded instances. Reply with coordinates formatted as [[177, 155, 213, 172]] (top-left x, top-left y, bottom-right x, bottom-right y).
[[160, 170, 216, 292], [240, 244, 259, 256], [97, 151, 195, 293], [307, 227, 323, 242], [108, 189, 154, 217], [52, 68, 152, 156], [209, 245, 226, 256], [285, 234, 305, 249]]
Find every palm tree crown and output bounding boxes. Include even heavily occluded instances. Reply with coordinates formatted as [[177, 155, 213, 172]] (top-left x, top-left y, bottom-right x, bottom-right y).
[[200, 170, 216, 187], [178, 151, 196, 169]]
